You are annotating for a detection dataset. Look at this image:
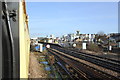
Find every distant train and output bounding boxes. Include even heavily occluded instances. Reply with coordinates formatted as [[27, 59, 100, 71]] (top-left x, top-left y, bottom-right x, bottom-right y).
[[0, 0, 30, 79]]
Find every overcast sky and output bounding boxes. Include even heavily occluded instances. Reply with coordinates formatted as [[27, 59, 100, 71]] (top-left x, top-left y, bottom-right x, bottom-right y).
[[26, 2, 118, 38]]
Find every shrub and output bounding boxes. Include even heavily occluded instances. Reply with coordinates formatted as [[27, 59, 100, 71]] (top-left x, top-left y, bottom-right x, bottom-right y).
[[76, 42, 82, 49], [30, 44, 36, 52], [87, 43, 101, 52]]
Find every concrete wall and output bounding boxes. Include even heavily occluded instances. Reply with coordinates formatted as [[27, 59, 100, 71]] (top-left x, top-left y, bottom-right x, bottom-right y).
[[19, 1, 30, 78]]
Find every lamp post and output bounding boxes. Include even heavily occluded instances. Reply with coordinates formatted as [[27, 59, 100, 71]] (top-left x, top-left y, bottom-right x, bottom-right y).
[[108, 35, 110, 53]]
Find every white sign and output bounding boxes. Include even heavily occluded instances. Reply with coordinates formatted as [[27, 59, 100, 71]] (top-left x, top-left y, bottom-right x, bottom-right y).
[[82, 43, 86, 49], [73, 43, 76, 47], [39, 43, 43, 52], [119, 42, 120, 48], [109, 46, 112, 51], [46, 44, 50, 48]]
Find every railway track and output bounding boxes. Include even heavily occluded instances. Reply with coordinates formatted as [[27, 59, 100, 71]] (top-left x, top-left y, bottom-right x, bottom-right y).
[[48, 49, 91, 80], [48, 48, 120, 80], [51, 45, 120, 74], [67, 47, 120, 63]]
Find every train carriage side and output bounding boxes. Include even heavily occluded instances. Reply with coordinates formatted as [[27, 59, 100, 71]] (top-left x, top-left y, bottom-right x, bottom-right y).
[[0, 0, 30, 79]]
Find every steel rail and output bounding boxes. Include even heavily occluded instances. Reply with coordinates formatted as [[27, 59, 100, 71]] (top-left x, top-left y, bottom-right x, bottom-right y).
[[48, 49, 90, 80], [51, 46, 120, 73], [67, 47, 120, 63], [48, 48, 119, 80]]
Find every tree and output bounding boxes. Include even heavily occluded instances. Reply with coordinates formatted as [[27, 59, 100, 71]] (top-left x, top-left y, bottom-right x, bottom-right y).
[[97, 31, 104, 36], [96, 31, 107, 44]]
